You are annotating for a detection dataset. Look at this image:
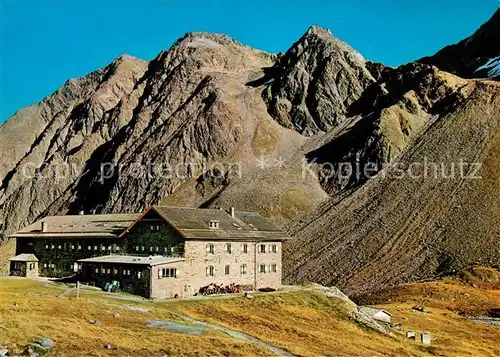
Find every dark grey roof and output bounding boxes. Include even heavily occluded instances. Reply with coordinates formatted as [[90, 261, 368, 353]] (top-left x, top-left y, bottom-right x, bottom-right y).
[[153, 206, 289, 241], [10, 213, 140, 239], [10, 254, 39, 262], [78, 255, 184, 266], [10, 207, 289, 241]]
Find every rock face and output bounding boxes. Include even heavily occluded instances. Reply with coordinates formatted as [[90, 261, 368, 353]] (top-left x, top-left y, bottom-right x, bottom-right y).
[[1, 15, 499, 293], [284, 70, 500, 294], [306, 63, 465, 194], [418, 9, 500, 80], [262, 26, 378, 135], [0, 34, 270, 231]]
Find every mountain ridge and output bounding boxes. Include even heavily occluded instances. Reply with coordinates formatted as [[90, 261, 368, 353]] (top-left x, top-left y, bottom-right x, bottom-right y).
[[1, 15, 499, 294], [418, 9, 500, 80]]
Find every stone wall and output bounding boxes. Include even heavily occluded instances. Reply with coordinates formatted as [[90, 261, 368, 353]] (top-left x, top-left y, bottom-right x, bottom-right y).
[[150, 261, 186, 298], [150, 240, 283, 298], [26, 261, 39, 278]]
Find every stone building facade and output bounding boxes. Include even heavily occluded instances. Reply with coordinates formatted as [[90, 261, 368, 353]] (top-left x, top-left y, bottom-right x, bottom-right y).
[[149, 240, 283, 298], [11, 206, 289, 298]]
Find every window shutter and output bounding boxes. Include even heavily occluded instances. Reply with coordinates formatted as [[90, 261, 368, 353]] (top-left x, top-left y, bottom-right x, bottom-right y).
[[175, 268, 179, 278]]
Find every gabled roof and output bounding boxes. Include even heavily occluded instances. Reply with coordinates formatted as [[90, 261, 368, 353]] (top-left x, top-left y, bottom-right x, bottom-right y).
[[10, 213, 140, 239], [78, 255, 184, 266], [359, 306, 392, 317], [10, 206, 290, 241], [10, 254, 39, 262], [151, 206, 290, 241]]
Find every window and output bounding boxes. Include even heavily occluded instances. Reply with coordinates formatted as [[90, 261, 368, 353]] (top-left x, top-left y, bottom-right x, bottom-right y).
[[225, 243, 232, 254], [115, 246, 120, 252], [165, 245, 172, 255], [241, 243, 248, 254], [159, 268, 178, 278], [45, 244, 49, 250], [259, 244, 266, 253], [155, 246, 159, 252], [95, 268, 99, 274], [150, 225, 160, 232], [240, 264, 247, 274], [150, 246, 153, 252], [270, 244, 277, 253], [101, 246, 106, 251], [88, 246, 92, 251], [135, 246, 139, 252], [141, 246, 145, 252], [51, 244, 55, 250], [209, 220, 219, 229], [78, 245, 82, 250], [225, 265, 230, 275], [259, 264, 267, 273], [101, 267, 106, 274], [113, 268, 118, 275], [270, 264, 277, 273], [107, 246, 111, 251], [206, 266, 215, 277], [71, 245, 75, 250], [44, 263, 48, 268], [50, 263, 55, 269], [94, 245, 98, 251], [206, 244, 215, 254], [137, 271, 141, 279], [58, 245, 62, 250]]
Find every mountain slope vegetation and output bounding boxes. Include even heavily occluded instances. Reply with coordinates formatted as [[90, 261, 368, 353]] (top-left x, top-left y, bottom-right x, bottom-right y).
[[1, 13, 499, 292]]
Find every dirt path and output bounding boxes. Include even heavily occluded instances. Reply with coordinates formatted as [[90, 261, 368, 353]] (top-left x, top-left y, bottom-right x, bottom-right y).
[[183, 316, 297, 357], [148, 315, 297, 357]]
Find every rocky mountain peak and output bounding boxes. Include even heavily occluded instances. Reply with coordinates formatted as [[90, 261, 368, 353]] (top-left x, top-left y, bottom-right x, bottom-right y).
[[172, 31, 246, 51], [262, 25, 376, 135], [305, 25, 333, 39], [1, 12, 499, 294]]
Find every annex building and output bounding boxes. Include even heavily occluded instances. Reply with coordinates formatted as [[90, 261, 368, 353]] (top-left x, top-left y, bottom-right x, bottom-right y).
[[9, 206, 289, 298]]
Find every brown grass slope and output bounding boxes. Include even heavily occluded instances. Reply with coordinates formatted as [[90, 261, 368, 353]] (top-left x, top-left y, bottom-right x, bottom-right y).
[[284, 74, 500, 295], [2, 278, 499, 357]]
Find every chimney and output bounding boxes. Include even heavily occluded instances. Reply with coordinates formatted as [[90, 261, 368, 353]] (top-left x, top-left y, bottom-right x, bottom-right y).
[[41, 221, 47, 232], [230, 207, 235, 218]]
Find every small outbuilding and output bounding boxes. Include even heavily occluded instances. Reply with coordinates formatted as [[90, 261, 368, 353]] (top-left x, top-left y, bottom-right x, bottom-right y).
[[9, 254, 39, 277], [359, 306, 392, 323]]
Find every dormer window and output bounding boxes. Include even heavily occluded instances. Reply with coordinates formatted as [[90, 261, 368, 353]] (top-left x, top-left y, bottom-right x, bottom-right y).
[[209, 220, 220, 229]]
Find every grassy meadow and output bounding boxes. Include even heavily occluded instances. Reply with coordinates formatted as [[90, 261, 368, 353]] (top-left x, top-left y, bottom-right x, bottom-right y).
[[0, 275, 499, 356]]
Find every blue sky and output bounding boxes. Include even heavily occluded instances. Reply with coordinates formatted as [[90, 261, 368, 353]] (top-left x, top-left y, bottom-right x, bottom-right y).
[[0, 0, 498, 122]]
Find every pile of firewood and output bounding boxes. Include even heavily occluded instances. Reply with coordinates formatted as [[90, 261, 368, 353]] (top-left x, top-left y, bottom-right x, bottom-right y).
[[198, 283, 241, 295]]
